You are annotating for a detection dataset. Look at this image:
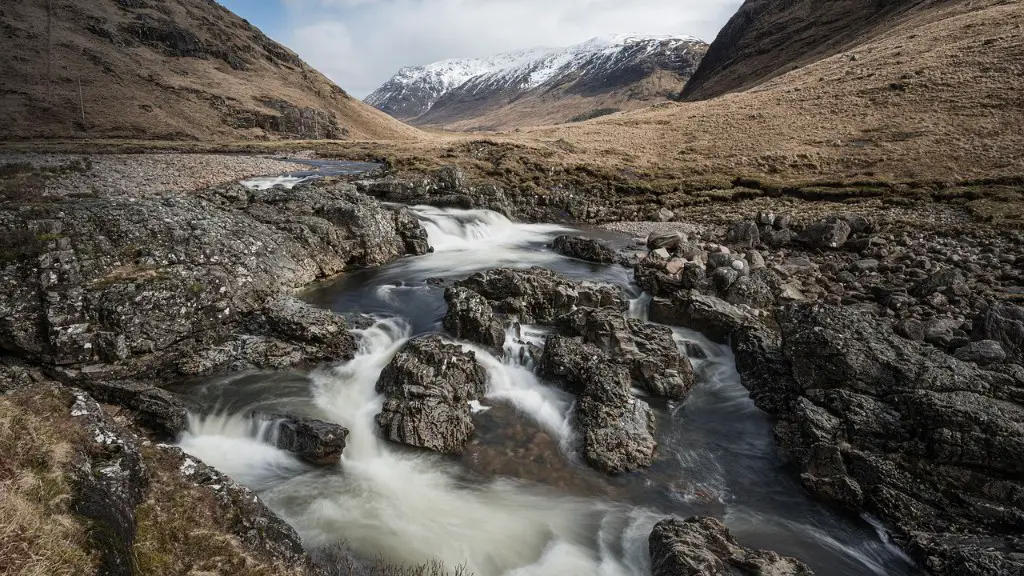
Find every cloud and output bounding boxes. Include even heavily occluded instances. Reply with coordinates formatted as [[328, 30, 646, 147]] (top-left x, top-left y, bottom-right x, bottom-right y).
[[283, 0, 743, 98]]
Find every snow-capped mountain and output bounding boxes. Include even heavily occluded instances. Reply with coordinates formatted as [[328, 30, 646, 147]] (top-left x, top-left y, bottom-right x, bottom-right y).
[[365, 34, 708, 129]]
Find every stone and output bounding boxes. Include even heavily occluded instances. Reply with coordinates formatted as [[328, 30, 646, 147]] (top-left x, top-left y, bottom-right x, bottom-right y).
[[555, 307, 696, 399], [551, 235, 619, 264], [657, 208, 675, 222], [711, 266, 740, 292], [911, 268, 971, 299], [746, 250, 766, 269], [539, 335, 657, 474], [456, 267, 626, 324], [647, 230, 686, 251], [443, 287, 506, 349], [895, 318, 927, 341], [850, 259, 879, 274], [953, 340, 1007, 366], [973, 304, 1024, 364], [251, 412, 348, 465], [650, 291, 757, 343], [726, 221, 760, 248], [649, 517, 813, 576], [652, 247, 671, 260], [375, 336, 488, 454], [799, 217, 852, 249]]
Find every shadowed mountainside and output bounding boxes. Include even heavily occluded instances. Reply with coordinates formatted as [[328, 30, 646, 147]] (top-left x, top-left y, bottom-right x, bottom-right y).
[[0, 0, 419, 141]]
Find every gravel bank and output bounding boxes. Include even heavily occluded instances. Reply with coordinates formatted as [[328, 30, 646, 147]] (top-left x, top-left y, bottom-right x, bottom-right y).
[[600, 220, 712, 239], [0, 153, 308, 197]]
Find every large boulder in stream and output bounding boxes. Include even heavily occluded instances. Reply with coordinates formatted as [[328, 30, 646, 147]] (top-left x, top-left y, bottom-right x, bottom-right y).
[[551, 235, 619, 264], [455, 267, 627, 324], [375, 336, 488, 455], [650, 291, 758, 343], [649, 517, 814, 576], [442, 287, 506, 349], [556, 307, 695, 399], [251, 412, 349, 466], [732, 302, 1024, 575], [541, 335, 657, 474]]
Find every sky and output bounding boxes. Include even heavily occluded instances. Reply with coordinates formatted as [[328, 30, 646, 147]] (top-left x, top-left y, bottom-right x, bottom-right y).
[[218, 0, 743, 99]]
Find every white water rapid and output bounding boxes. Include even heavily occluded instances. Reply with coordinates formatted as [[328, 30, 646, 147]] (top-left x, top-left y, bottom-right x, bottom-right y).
[[176, 206, 920, 576]]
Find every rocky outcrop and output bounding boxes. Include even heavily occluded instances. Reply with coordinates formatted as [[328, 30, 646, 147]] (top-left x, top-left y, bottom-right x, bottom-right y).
[[442, 286, 506, 349], [649, 517, 813, 576], [455, 267, 627, 324], [552, 235, 619, 264], [556, 306, 695, 399], [0, 182, 425, 383], [375, 336, 488, 454], [251, 412, 349, 466], [733, 302, 1024, 575], [650, 291, 758, 343]]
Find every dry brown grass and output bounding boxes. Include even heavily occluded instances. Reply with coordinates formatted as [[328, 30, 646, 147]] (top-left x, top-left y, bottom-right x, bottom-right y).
[[0, 388, 97, 576]]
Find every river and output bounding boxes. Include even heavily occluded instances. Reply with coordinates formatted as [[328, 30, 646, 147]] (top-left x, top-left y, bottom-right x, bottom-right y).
[[174, 201, 919, 575]]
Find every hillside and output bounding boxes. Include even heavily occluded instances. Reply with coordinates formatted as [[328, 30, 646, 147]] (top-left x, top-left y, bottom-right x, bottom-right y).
[[681, 0, 959, 101], [0, 0, 419, 141], [366, 35, 707, 130], [523, 0, 1023, 182]]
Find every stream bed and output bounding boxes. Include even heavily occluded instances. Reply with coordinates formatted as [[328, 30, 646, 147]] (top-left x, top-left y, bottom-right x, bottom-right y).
[[175, 203, 920, 575]]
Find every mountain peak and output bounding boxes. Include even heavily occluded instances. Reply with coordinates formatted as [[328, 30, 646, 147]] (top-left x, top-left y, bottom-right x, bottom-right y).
[[365, 34, 708, 128]]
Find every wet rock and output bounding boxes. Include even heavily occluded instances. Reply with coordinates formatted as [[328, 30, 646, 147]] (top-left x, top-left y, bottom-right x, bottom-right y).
[[575, 362, 656, 474], [375, 336, 488, 454], [736, 301, 1024, 573], [552, 235, 619, 264], [251, 412, 348, 465], [953, 340, 1007, 366], [261, 296, 357, 361], [649, 517, 813, 576], [456, 267, 626, 324], [67, 377, 196, 438], [557, 307, 695, 399], [650, 291, 757, 343], [799, 217, 852, 249], [973, 304, 1024, 364], [443, 287, 506, 349]]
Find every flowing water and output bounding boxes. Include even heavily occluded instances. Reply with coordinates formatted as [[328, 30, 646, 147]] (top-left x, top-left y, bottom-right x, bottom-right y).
[[177, 205, 919, 575]]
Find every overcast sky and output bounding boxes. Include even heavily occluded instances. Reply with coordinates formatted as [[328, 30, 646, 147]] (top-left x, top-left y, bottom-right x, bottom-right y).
[[219, 0, 742, 99]]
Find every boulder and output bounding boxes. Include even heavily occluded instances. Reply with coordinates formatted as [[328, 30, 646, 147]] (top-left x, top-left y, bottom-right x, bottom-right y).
[[953, 340, 1007, 366], [647, 230, 687, 251], [251, 412, 348, 465], [575, 362, 656, 474], [798, 217, 852, 249], [375, 336, 488, 454], [726, 221, 761, 249], [551, 235, 619, 264], [261, 296, 357, 361], [556, 307, 695, 399], [973, 304, 1024, 364], [911, 267, 971, 300], [442, 287, 506, 349], [650, 292, 757, 343], [456, 267, 626, 324], [649, 517, 814, 576], [540, 335, 657, 474]]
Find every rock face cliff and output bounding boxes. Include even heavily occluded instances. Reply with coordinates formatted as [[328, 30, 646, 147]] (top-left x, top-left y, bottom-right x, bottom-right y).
[[0, 0, 418, 140], [366, 35, 707, 130], [681, 0, 954, 100]]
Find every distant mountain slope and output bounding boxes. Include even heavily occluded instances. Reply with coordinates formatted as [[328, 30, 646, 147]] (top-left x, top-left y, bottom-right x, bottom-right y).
[[0, 0, 419, 141], [366, 35, 707, 130], [681, 0, 956, 101]]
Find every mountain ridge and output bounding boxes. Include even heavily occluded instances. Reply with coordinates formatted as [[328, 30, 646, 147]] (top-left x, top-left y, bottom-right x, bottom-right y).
[[366, 35, 707, 130]]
